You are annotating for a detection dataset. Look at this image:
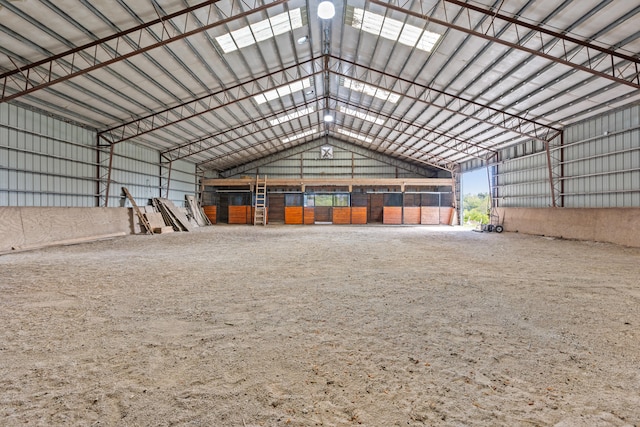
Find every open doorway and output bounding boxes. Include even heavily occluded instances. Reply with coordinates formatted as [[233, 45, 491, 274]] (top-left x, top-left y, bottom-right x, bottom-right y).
[[462, 168, 490, 227]]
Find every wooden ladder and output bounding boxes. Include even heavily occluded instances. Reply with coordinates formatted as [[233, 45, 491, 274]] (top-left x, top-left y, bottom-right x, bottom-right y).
[[122, 186, 153, 235], [254, 175, 267, 226]]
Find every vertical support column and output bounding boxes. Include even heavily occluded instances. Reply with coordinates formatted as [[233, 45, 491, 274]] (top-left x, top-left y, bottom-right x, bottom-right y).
[[96, 136, 114, 207]]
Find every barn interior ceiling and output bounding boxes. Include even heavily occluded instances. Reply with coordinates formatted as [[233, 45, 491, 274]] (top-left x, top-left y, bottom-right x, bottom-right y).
[[1, 0, 639, 175]]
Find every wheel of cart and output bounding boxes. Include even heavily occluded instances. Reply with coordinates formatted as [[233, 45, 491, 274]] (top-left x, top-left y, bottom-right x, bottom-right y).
[[489, 208, 504, 233]]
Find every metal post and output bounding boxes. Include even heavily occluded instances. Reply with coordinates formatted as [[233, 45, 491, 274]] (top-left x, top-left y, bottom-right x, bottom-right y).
[[544, 140, 557, 208]]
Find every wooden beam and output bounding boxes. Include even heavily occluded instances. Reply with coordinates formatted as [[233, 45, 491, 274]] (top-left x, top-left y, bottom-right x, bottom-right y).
[[202, 178, 453, 188]]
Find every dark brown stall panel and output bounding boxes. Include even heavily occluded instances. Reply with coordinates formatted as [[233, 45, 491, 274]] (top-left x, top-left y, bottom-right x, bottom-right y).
[[218, 193, 229, 223], [314, 206, 332, 223], [268, 194, 284, 223], [351, 193, 368, 207], [369, 194, 384, 223]]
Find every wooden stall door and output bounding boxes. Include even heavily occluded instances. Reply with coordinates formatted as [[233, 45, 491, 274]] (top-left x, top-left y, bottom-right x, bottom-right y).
[[268, 194, 285, 223], [218, 193, 229, 223], [368, 194, 384, 223], [314, 206, 332, 223], [332, 207, 351, 224]]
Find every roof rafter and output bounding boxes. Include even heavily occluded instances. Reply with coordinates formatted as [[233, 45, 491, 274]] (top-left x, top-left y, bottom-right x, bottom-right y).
[[162, 93, 488, 168], [99, 56, 323, 144], [329, 96, 490, 163], [0, 0, 287, 102], [372, 0, 640, 89], [330, 56, 560, 142]]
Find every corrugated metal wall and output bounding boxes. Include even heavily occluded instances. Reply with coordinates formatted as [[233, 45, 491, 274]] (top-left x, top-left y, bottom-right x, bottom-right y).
[[562, 104, 640, 207], [462, 102, 640, 209], [1, 103, 198, 207], [494, 140, 553, 208], [230, 144, 425, 179], [164, 159, 198, 208], [1, 103, 96, 206]]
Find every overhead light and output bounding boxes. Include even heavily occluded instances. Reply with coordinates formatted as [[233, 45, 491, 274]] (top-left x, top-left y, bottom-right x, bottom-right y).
[[297, 35, 309, 44], [324, 113, 334, 122], [318, 1, 335, 19]]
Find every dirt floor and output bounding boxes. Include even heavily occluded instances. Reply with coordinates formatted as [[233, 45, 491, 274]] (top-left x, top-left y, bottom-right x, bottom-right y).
[[1, 225, 639, 426]]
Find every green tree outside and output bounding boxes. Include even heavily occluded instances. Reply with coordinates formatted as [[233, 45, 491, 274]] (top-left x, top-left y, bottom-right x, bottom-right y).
[[463, 193, 490, 225]]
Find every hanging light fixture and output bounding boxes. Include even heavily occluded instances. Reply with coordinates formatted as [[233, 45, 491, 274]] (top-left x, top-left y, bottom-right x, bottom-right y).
[[317, 1, 335, 19], [324, 113, 334, 122]]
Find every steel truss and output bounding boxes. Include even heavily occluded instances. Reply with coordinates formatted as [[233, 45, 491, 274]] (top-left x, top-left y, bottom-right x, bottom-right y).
[[373, 0, 640, 89], [1, 0, 287, 102], [329, 56, 561, 143], [99, 57, 324, 144]]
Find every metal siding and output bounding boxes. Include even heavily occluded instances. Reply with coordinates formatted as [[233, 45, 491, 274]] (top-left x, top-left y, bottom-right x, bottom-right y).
[[166, 159, 197, 207], [562, 103, 640, 208], [1, 104, 97, 206], [495, 150, 551, 208], [229, 144, 424, 179]]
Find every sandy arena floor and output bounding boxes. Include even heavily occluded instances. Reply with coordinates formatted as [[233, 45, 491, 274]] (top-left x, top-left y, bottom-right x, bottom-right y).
[[1, 225, 639, 426]]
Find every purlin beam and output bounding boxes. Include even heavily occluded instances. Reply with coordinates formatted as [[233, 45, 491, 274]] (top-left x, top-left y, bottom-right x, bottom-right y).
[[371, 0, 640, 90], [0, 0, 287, 103]]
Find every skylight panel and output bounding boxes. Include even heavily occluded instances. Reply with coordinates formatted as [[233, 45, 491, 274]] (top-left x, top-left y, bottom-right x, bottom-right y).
[[338, 106, 385, 125], [342, 77, 400, 104], [253, 79, 312, 105], [216, 33, 236, 53], [418, 30, 441, 52], [282, 128, 317, 144], [337, 128, 373, 143], [380, 16, 403, 41], [230, 26, 254, 49], [398, 25, 421, 46], [250, 19, 273, 42], [215, 8, 304, 53], [270, 107, 315, 126], [348, 7, 441, 53]]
